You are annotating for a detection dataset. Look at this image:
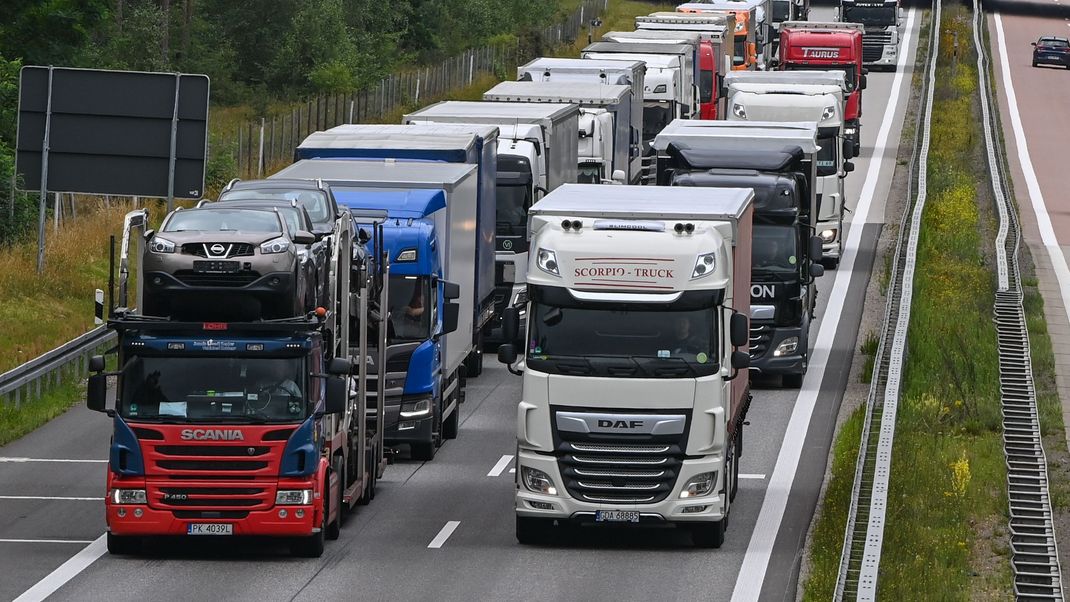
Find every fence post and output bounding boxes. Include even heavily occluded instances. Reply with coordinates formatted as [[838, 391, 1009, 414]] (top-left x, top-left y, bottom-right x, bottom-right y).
[[257, 118, 265, 177], [469, 50, 475, 85]]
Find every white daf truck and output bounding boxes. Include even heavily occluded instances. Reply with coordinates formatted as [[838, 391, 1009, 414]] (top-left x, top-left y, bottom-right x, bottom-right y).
[[723, 70, 855, 267], [496, 184, 754, 548]]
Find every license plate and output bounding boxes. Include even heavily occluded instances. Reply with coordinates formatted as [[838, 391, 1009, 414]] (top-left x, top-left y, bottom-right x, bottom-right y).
[[193, 260, 239, 273], [187, 523, 233, 535], [595, 510, 640, 523]]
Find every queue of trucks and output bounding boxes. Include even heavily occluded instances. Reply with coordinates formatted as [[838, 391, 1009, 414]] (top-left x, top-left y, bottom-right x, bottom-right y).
[[83, 1, 902, 555]]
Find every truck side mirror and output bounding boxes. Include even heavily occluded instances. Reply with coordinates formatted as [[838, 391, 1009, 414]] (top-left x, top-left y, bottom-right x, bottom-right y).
[[497, 343, 518, 366], [324, 377, 347, 415], [860, 73, 868, 91], [87, 374, 109, 413], [442, 281, 460, 301], [731, 351, 750, 370], [327, 357, 352, 375], [442, 303, 460, 335], [843, 139, 856, 160], [843, 161, 855, 174], [810, 263, 825, 278], [89, 354, 106, 373], [611, 170, 626, 185], [501, 306, 520, 343], [730, 313, 748, 348]]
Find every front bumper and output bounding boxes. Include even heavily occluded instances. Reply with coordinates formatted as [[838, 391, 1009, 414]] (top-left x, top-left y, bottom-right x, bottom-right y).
[[383, 394, 434, 444], [514, 450, 726, 524], [866, 44, 899, 66]]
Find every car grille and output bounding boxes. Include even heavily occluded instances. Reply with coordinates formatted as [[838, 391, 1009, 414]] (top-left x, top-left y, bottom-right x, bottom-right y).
[[182, 243, 255, 258], [173, 270, 261, 287], [750, 324, 774, 359], [553, 411, 688, 505]]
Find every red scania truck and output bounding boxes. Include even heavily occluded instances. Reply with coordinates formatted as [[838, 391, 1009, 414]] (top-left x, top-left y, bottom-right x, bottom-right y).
[[778, 21, 866, 154], [86, 206, 390, 557]]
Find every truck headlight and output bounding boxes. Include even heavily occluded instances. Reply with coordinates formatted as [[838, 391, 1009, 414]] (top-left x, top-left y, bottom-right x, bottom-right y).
[[260, 236, 292, 254], [692, 252, 717, 279], [731, 103, 747, 119], [512, 288, 529, 308], [111, 489, 148, 504], [680, 472, 717, 498], [400, 398, 431, 419], [276, 489, 313, 505], [396, 248, 418, 262], [521, 466, 557, 495], [821, 105, 836, 121], [844, 126, 857, 137], [536, 248, 559, 276], [773, 336, 799, 357], [820, 228, 837, 243], [149, 237, 175, 254]]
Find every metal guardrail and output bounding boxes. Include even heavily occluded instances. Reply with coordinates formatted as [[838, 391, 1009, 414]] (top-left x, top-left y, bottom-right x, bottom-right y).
[[973, 0, 1065, 597], [834, 2, 940, 598], [0, 325, 115, 407]]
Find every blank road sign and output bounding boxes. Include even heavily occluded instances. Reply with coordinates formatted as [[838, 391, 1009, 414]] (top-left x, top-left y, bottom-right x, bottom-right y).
[[16, 66, 210, 198]]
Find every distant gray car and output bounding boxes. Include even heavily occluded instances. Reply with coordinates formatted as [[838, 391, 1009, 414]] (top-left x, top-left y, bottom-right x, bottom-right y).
[[143, 208, 316, 320]]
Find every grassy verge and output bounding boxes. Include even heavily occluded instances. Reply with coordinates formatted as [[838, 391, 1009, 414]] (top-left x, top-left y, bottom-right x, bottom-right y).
[[0, 379, 83, 446], [804, 5, 1016, 599]]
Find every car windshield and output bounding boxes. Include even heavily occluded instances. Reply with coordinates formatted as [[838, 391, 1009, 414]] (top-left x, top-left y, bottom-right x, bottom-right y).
[[841, 5, 896, 26], [1038, 38, 1069, 48], [785, 64, 857, 92], [816, 135, 837, 176], [753, 223, 800, 272], [221, 189, 331, 224], [527, 302, 719, 375], [388, 275, 432, 342], [164, 209, 281, 233], [120, 356, 307, 423]]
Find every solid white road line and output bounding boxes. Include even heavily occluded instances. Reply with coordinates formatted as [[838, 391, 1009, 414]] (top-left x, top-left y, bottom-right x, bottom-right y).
[[427, 521, 461, 549], [12, 534, 106, 602], [731, 9, 919, 602], [994, 14, 1070, 327], [0, 539, 96, 544], [487, 454, 514, 477], [739, 474, 767, 480], [0, 496, 102, 501], [0, 457, 106, 463]]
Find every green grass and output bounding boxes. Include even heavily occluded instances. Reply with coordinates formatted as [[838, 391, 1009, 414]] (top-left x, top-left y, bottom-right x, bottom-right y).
[[859, 332, 879, 384], [0, 379, 83, 446], [804, 5, 1015, 599]]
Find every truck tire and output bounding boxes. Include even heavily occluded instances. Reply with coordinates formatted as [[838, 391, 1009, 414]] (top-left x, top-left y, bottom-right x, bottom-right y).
[[292, 497, 327, 557], [690, 520, 727, 549], [443, 400, 459, 440], [106, 532, 141, 555], [467, 339, 484, 378], [326, 458, 343, 540], [516, 516, 555, 545], [782, 373, 804, 389]]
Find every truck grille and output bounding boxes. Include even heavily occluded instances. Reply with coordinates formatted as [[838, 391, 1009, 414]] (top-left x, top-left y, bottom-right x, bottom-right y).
[[552, 409, 689, 505], [863, 30, 893, 62], [750, 324, 774, 359]]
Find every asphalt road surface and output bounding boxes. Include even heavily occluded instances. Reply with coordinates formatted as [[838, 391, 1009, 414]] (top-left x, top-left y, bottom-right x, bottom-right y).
[[1, 9, 920, 601]]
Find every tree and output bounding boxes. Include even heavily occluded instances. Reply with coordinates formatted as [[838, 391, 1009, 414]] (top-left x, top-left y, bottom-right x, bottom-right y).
[[270, 0, 367, 94]]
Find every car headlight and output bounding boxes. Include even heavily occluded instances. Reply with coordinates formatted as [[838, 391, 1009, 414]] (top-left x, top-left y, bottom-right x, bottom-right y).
[[149, 237, 175, 254], [692, 251, 717, 279], [680, 472, 717, 498], [819, 228, 837, 243], [111, 489, 147, 504], [400, 398, 431, 419], [276, 489, 313, 505], [260, 236, 292, 254], [773, 336, 799, 357], [521, 466, 557, 495], [536, 248, 559, 276], [821, 105, 836, 121], [732, 103, 747, 119]]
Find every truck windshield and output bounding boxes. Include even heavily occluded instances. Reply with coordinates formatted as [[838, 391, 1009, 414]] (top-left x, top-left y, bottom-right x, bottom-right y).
[[497, 184, 531, 234], [643, 103, 673, 140], [784, 63, 857, 92], [772, 0, 791, 22], [752, 223, 800, 273], [526, 301, 719, 377], [816, 135, 837, 176], [389, 275, 432, 342], [734, 39, 747, 66], [700, 70, 715, 103], [120, 356, 307, 422], [842, 6, 896, 26], [220, 188, 332, 225]]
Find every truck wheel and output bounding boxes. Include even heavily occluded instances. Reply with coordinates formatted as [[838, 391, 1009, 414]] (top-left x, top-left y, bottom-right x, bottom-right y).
[[690, 520, 727, 549], [291, 499, 327, 557], [516, 516, 555, 545], [106, 532, 141, 555], [465, 338, 484, 378], [443, 401, 459, 440], [782, 373, 804, 389], [326, 458, 343, 540]]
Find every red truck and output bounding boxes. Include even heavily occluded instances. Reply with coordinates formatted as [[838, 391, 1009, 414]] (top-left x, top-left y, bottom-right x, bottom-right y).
[[778, 21, 867, 154]]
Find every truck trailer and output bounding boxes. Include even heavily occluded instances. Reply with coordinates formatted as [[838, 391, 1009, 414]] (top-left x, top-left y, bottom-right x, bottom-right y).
[[273, 159, 480, 461], [482, 80, 637, 185], [653, 120, 825, 388], [496, 184, 754, 548]]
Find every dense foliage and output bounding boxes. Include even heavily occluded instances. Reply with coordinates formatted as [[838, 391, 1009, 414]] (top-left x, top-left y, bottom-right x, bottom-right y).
[[0, 0, 564, 242]]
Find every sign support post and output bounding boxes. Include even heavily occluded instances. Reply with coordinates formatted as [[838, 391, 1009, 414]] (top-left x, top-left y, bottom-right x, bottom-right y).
[[35, 66, 54, 273], [166, 74, 181, 212]]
